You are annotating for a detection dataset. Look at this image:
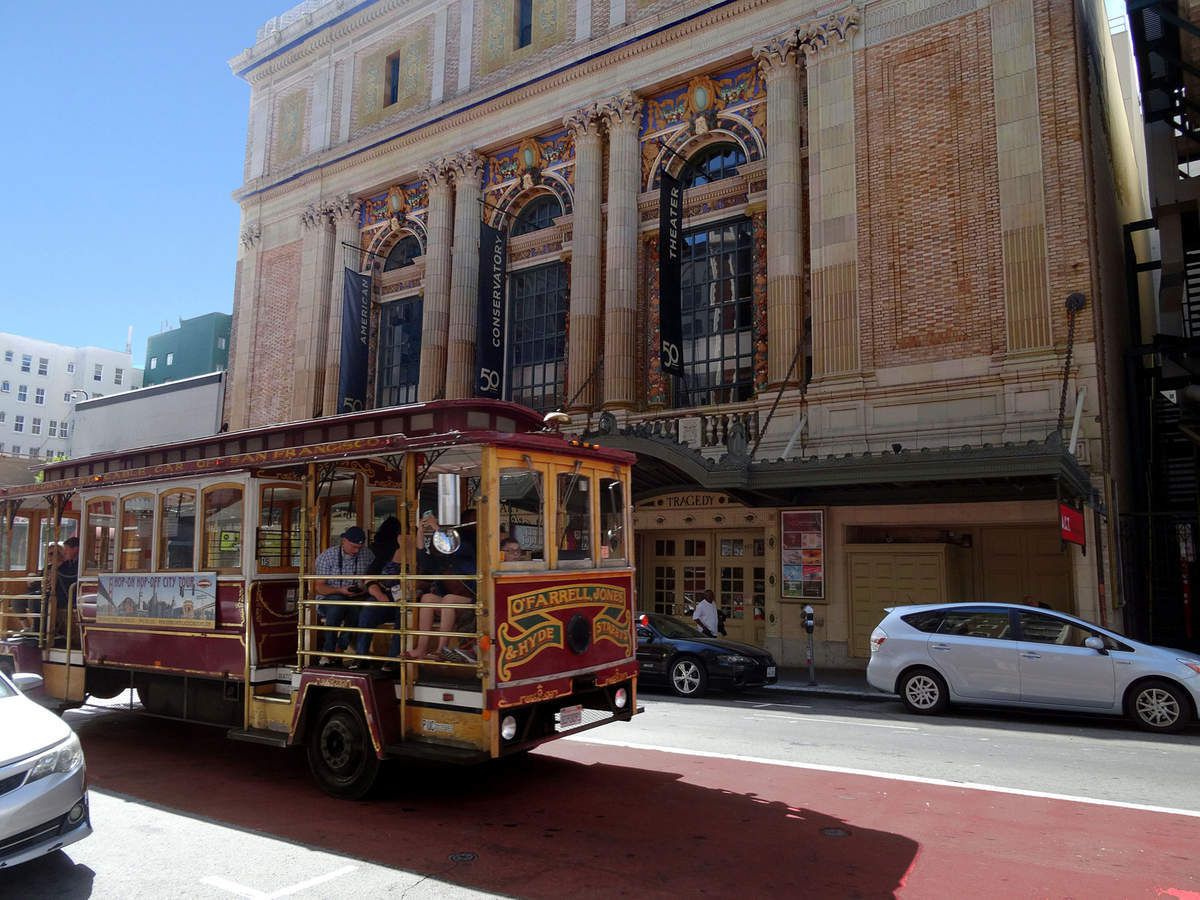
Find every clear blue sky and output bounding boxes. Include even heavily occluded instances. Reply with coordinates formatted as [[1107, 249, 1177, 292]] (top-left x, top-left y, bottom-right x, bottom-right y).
[[0, 2, 288, 368]]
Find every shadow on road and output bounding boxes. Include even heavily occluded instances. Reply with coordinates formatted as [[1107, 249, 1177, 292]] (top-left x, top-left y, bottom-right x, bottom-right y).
[[3, 849, 96, 898], [63, 708, 918, 898]]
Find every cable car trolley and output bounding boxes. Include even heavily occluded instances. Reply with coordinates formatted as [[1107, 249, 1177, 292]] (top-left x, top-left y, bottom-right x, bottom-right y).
[[0, 400, 639, 798]]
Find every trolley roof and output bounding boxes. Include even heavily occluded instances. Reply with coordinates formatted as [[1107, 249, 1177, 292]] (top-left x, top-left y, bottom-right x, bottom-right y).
[[0, 400, 634, 500]]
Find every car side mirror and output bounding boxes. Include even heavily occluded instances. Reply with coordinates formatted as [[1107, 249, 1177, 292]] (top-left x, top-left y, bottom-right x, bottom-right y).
[[1084, 635, 1107, 655]]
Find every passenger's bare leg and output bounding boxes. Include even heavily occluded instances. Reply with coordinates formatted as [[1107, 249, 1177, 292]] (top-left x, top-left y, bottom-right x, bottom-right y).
[[406, 593, 439, 658]]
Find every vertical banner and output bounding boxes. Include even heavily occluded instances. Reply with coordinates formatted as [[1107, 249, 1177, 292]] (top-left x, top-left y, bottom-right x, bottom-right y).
[[658, 170, 684, 376], [338, 267, 372, 413], [476, 221, 507, 398]]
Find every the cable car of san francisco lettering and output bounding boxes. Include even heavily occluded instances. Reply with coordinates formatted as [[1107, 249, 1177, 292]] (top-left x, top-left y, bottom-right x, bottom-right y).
[[0, 400, 639, 798]]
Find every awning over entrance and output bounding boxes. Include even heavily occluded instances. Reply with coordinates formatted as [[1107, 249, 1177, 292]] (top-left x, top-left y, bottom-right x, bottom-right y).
[[586, 428, 1093, 506]]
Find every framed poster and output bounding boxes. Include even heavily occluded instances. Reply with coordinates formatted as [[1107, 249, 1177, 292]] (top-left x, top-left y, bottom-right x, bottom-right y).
[[97, 573, 219, 628], [781, 509, 824, 599]]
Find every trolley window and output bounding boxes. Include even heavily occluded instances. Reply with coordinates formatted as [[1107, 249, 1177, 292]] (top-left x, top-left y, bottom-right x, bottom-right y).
[[1, 515, 30, 573], [84, 498, 116, 574], [555, 467, 592, 568], [599, 476, 627, 565], [118, 494, 155, 572], [159, 489, 197, 571], [202, 485, 244, 573], [258, 484, 301, 572], [498, 466, 545, 567]]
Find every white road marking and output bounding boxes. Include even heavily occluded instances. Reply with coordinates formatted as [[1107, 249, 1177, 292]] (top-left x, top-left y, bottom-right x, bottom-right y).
[[569, 738, 1200, 819], [202, 865, 358, 899], [744, 712, 919, 731]]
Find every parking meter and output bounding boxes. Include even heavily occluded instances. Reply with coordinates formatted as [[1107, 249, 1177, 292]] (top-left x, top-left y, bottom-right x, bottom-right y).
[[803, 605, 816, 685]]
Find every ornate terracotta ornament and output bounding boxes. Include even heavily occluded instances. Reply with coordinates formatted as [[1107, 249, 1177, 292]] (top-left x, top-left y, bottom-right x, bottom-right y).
[[517, 137, 542, 189], [385, 185, 408, 232], [684, 75, 719, 133]]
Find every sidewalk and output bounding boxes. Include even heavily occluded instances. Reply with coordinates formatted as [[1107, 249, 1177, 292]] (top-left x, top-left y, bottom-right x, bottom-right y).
[[765, 666, 881, 700]]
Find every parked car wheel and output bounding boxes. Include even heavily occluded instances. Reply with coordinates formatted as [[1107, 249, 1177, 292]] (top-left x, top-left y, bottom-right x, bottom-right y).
[[307, 697, 380, 799], [1127, 680, 1191, 733], [898, 667, 949, 715], [669, 656, 708, 697]]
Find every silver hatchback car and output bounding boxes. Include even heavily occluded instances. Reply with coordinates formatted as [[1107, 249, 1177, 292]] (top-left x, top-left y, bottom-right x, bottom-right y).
[[0, 671, 92, 868], [867, 603, 1200, 733]]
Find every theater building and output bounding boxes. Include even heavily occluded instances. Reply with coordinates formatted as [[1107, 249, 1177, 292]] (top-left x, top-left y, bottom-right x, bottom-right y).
[[225, 0, 1146, 665]]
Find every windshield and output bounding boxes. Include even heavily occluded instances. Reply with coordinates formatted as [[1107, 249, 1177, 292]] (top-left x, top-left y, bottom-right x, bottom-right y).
[[645, 613, 702, 639], [0, 676, 16, 699]]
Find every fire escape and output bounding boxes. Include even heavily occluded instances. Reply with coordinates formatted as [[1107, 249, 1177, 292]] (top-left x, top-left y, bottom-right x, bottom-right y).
[[1124, 0, 1200, 648]]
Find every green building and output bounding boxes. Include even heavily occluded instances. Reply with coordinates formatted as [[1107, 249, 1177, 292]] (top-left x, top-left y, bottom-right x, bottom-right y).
[[144, 313, 231, 387]]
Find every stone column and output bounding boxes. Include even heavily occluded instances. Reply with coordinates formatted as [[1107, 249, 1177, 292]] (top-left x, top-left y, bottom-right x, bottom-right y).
[[564, 103, 604, 411], [600, 90, 642, 408], [293, 203, 334, 421], [802, 12, 861, 378], [224, 220, 261, 430], [418, 159, 455, 401], [446, 151, 485, 399], [755, 33, 804, 389], [321, 194, 363, 416]]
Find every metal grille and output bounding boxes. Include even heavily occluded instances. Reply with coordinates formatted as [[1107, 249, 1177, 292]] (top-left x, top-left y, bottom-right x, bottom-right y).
[[507, 262, 567, 413], [377, 296, 423, 407], [679, 218, 755, 407]]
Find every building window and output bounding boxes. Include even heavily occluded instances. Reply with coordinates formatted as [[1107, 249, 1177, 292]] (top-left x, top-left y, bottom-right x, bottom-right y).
[[20, 354, 31, 373], [62, 392, 71, 402], [383, 235, 422, 271], [27, 448, 37, 459], [48, 420, 57, 437], [0, 442, 4, 453], [93, 364, 103, 382], [0, 412, 4, 423], [217, 337, 227, 350], [44, 449, 53, 459], [376, 296, 423, 407], [37, 357, 48, 376], [16, 385, 27, 402], [13, 416, 24, 433], [682, 142, 748, 189], [3, 350, 11, 363], [166, 353, 174, 366], [34, 388, 44, 405], [677, 217, 755, 407], [149, 357, 158, 370], [510, 195, 561, 237], [507, 261, 567, 413], [115, 367, 124, 385], [0, 381, 8, 393], [10, 445, 19, 455], [66, 362, 75, 374], [31, 418, 41, 435], [516, 0, 533, 48]]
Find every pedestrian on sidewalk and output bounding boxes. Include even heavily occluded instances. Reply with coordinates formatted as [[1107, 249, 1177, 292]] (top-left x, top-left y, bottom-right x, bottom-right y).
[[693, 589, 719, 637]]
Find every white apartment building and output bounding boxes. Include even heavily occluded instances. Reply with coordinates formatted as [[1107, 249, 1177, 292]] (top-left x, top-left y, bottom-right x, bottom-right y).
[[0, 333, 143, 466]]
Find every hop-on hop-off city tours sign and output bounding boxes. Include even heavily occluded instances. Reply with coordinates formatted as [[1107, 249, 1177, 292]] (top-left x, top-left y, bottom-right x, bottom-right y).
[[496, 581, 632, 681], [97, 573, 218, 628]]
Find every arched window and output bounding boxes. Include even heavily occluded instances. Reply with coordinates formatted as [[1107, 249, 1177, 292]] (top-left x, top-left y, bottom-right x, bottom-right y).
[[376, 295, 423, 407], [510, 195, 562, 237], [677, 217, 755, 407], [683, 142, 747, 189], [383, 234, 422, 271]]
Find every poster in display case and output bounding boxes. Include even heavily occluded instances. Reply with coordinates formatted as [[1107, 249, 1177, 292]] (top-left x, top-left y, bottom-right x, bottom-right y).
[[781, 509, 824, 599]]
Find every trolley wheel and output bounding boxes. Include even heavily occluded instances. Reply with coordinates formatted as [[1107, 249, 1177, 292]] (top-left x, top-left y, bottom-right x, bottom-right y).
[[669, 656, 708, 698], [306, 697, 380, 800], [898, 667, 950, 715], [1127, 680, 1191, 733]]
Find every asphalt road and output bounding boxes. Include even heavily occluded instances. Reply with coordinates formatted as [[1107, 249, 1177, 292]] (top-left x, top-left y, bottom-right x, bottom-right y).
[[3, 687, 1197, 898]]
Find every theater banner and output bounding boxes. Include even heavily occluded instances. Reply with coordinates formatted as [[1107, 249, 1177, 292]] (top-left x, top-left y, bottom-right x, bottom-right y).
[[476, 221, 507, 399], [658, 170, 684, 376], [338, 268, 372, 413]]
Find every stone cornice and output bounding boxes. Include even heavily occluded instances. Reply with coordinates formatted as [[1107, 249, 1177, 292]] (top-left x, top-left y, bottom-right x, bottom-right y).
[[232, 0, 789, 206]]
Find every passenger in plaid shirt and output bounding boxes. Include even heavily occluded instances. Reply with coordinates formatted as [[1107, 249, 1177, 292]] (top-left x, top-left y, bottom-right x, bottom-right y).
[[312, 526, 375, 667]]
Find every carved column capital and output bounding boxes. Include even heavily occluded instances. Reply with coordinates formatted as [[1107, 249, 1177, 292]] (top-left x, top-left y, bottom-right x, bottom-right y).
[[327, 193, 362, 225], [422, 156, 456, 188], [599, 90, 642, 130], [450, 150, 485, 187], [564, 102, 605, 138], [239, 221, 262, 248], [754, 32, 800, 74], [299, 205, 326, 230], [798, 11, 860, 57]]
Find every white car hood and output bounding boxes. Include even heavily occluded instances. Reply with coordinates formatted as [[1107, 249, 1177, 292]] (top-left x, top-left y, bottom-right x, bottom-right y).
[[0, 695, 72, 767]]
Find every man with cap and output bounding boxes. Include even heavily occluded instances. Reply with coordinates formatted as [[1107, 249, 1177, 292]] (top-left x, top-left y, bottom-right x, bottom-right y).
[[312, 526, 375, 668]]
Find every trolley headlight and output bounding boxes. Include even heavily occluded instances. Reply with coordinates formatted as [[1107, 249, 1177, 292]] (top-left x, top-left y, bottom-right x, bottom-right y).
[[500, 715, 518, 741], [26, 733, 84, 783], [614, 687, 628, 710]]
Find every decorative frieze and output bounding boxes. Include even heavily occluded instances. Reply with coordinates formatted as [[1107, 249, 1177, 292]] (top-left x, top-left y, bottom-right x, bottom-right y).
[[240, 221, 262, 249]]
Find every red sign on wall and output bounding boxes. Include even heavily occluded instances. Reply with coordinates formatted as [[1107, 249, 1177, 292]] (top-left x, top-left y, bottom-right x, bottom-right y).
[[1059, 503, 1085, 547]]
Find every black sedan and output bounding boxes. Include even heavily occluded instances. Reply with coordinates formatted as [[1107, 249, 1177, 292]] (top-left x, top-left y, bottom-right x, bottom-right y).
[[636, 612, 778, 697]]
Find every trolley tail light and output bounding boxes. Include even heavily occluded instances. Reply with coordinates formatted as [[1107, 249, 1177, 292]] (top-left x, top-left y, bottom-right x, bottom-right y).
[[869, 628, 887, 653]]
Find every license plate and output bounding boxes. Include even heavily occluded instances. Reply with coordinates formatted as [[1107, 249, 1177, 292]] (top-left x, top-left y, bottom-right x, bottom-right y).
[[558, 704, 583, 729], [767, 666, 777, 678]]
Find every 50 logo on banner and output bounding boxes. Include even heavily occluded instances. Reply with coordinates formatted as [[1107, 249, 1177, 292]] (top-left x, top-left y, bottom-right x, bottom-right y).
[[661, 340, 681, 370], [479, 368, 501, 394]]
